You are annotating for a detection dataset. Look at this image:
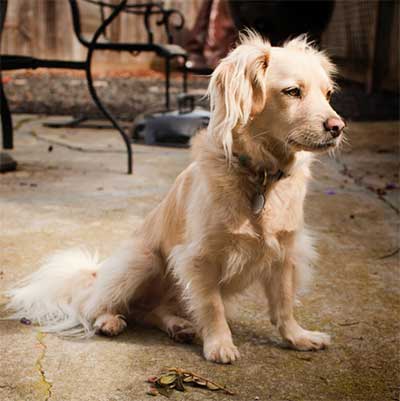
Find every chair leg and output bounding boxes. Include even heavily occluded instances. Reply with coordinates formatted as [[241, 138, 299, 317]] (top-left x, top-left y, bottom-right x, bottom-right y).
[[165, 57, 171, 111], [85, 58, 133, 174], [84, 0, 132, 175], [182, 55, 188, 94], [0, 72, 13, 149]]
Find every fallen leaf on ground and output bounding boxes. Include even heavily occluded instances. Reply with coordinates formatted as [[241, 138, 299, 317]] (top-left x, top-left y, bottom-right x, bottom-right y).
[[146, 367, 235, 397]]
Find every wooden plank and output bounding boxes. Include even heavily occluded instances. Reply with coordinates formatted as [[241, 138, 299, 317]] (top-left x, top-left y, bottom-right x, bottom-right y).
[[2, 0, 204, 68]]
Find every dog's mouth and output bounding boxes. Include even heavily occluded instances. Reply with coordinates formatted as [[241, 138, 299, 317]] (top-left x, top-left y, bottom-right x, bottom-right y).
[[288, 138, 338, 152]]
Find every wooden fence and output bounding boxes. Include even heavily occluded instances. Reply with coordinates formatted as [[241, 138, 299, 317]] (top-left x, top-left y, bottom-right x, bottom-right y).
[[322, 0, 399, 92], [1, 0, 203, 70], [1, 0, 398, 91]]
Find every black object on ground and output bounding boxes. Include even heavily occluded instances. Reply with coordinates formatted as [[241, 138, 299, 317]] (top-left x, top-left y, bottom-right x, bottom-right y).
[[132, 108, 210, 147], [0, 152, 17, 173]]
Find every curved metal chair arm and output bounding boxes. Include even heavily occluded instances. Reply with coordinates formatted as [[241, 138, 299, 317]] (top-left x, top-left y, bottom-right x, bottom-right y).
[[156, 8, 185, 44], [85, 0, 133, 174], [83, 0, 163, 10], [74, 0, 185, 46]]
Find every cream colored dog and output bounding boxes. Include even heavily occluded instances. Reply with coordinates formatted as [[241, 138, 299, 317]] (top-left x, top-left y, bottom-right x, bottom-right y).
[[7, 31, 345, 364]]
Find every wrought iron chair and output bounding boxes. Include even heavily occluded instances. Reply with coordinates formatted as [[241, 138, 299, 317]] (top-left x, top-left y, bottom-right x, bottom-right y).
[[0, 0, 188, 174]]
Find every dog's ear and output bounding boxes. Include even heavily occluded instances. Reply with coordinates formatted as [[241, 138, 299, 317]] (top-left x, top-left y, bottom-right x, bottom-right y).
[[207, 31, 271, 159]]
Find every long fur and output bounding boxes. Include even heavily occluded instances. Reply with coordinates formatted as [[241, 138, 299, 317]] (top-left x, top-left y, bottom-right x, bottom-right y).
[[6, 248, 99, 335], [5, 31, 345, 362]]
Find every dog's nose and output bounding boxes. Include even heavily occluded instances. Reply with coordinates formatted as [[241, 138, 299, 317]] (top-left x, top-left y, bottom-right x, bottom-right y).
[[324, 117, 345, 138]]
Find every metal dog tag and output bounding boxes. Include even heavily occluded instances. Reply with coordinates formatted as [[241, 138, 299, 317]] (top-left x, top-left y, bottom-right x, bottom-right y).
[[252, 193, 265, 214]]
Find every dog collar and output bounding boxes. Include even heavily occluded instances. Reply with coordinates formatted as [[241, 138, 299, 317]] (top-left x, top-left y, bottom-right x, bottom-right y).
[[232, 153, 287, 214]]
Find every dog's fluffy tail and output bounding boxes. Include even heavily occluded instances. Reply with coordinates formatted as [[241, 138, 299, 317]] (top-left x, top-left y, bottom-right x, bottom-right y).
[[5, 248, 100, 336]]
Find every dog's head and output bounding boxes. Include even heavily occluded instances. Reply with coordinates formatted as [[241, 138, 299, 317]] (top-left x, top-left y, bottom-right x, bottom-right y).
[[208, 30, 345, 159]]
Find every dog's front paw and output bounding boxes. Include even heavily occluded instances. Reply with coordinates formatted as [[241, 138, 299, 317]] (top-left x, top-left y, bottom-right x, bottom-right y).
[[283, 328, 331, 351], [203, 338, 240, 364], [94, 313, 127, 337]]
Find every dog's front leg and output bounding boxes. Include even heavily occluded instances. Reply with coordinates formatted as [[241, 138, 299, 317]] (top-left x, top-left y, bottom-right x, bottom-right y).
[[178, 256, 239, 363], [199, 287, 240, 363], [265, 257, 331, 351]]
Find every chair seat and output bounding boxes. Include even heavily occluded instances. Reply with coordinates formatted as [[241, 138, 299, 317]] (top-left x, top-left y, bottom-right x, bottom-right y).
[[76, 38, 187, 59]]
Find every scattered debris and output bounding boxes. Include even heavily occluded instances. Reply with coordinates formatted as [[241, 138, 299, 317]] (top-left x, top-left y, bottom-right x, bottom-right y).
[[337, 321, 360, 327], [378, 248, 400, 260], [385, 183, 398, 190], [20, 317, 32, 325], [146, 367, 235, 397], [375, 188, 387, 196], [324, 189, 336, 195], [146, 388, 159, 397]]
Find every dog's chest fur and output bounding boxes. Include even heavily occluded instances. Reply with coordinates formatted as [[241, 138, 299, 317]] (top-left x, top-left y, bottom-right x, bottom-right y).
[[219, 171, 308, 290]]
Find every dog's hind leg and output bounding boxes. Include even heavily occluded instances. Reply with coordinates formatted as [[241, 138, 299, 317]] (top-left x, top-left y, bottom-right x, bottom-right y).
[[82, 238, 163, 333], [142, 304, 196, 344], [93, 313, 127, 337]]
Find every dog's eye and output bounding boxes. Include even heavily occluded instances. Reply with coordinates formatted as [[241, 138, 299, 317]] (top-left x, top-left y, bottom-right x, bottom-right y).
[[283, 87, 301, 98], [326, 90, 332, 101]]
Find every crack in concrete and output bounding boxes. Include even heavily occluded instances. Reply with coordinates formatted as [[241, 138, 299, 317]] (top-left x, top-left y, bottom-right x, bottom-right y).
[[27, 129, 127, 154], [376, 193, 399, 215], [0, 384, 17, 390], [337, 160, 399, 215], [35, 331, 52, 401], [13, 116, 40, 132]]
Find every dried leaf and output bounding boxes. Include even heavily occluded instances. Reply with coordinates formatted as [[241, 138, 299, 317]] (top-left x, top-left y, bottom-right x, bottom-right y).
[[147, 376, 158, 383], [146, 388, 159, 396], [146, 367, 235, 397], [157, 386, 173, 398], [158, 373, 176, 386], [193, 378, 207, 386]]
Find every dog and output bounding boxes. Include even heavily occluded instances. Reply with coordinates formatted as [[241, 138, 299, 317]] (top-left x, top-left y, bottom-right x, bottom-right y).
[[6, 31, 345, 364]]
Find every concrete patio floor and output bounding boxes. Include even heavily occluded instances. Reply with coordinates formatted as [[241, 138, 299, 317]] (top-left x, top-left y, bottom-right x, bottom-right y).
[[1, 115, 399, 401]]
